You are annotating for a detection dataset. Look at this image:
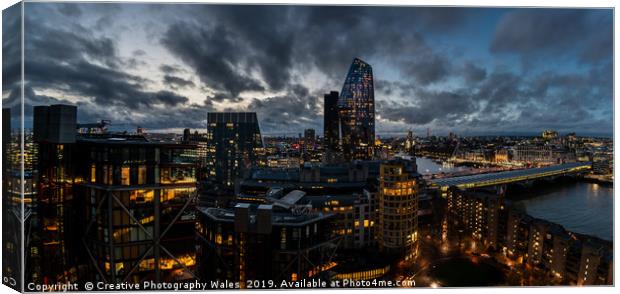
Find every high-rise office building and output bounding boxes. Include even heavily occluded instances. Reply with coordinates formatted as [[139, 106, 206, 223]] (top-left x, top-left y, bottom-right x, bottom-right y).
[[323, 91, 340, 153], [182, 128, 210, 178], [303, 128, 315, 150], [377, 157, 419, 262], [206, 112, 263, 189], [338, 58, 375, 161], [33, 105, 79, 284], [1, 107, 22, 289], [78, 135, 198, 283], [30, 104, 200, 284]]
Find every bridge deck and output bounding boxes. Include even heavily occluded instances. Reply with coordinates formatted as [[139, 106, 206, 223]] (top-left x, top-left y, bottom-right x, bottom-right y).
[[429, 162, 591, 189]]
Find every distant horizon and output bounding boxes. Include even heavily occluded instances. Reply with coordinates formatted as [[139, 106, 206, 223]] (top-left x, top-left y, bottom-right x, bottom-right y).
[[13, 124, 612, 140]]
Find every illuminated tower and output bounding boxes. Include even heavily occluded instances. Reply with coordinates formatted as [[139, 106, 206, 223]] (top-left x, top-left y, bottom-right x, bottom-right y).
[[33, 104, 78, 284], [338, 58, 375, 161], [378, 157, 419, 262], [405, 130, 415, 156], [206, 112, 263, 189], [79, 136, 198, 283]]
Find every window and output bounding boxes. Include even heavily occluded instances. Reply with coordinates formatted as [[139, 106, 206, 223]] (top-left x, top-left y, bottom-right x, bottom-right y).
[[280, 228, 287, 249], [138, 166, 147, 185], [121, 167, 130, 185], [103, 165, 112, 185], [130, 190, 154, 204], [90, 164, 96, 183]]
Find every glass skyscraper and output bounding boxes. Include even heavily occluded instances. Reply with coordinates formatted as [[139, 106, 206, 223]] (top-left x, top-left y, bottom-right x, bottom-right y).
[[323, 91, 340, 154], [205, 112, 263, 190], [338, 58, 375, 161]]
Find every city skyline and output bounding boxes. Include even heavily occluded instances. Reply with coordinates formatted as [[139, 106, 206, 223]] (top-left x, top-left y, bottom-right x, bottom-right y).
[[1, 4, 613, 136]]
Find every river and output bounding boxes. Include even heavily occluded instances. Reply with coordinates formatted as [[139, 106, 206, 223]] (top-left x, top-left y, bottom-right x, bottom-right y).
[[514, 181, 613, 241], [416, 157, 614, 241], [416, 157, 472, 175]]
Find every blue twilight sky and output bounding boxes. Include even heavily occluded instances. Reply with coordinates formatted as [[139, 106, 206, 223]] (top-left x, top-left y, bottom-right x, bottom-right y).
[[1, 3, 613, 136]]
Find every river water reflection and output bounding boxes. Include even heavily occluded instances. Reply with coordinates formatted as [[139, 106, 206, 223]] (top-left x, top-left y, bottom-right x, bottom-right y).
[[416, 157, 613, 241]]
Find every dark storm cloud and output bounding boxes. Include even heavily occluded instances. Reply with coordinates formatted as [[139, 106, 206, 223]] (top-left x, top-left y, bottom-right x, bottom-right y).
[[205, 92, 243, 103], [132, 49, 146, 56], [297, 6, 441, 81], [122, 57, 147, 69], [462, 62, 487, 83], [490, 9, 612, 64], [159, 64, 183, 74], [7, 4, 612, 135], [375, 80, 397, 97], [244, 85, 322, 133], [3, 84, 76, 119], [377, 57, 612, 134], [409, 7, 469, 31], [89, 3, 124, 32], [580, 21, 613, 64], [161, 21, 265, 97], [163, 75, 195, 89], [151, 91, 189, 106], [403, 54, 450, 85], [156, 4, 483, 138], [57, 3, 82, 17], [206, 6, 297, 92], [476, 71, 523, 114], [378, 88, 477, 126], [26, 21, 118, 67], [6, 5, 199, 129], [161, 6, 467, 96], [2, 3, 22, 91], [491, 10, 587, 53], [24, 57, 181, 109]]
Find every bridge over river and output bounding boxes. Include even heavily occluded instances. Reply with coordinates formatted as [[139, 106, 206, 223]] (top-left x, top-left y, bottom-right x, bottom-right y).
[[428, 162, 591, 190]]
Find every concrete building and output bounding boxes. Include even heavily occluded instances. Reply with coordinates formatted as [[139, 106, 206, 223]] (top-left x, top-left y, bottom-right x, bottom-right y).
[[377, 157, 419, 261], [447, 188, 504, 250], [504, 207, 532, 262], [512, 145, 554, 165]]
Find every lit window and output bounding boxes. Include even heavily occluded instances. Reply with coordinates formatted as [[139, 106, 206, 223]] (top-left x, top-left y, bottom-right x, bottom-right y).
[[90, 164, 96, 183], [138, 165, 147, 185], [121, 167, 130, 185]]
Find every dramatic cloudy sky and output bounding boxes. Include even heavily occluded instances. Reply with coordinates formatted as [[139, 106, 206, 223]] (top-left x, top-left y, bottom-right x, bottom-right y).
[[2, 3, 613, 136]]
